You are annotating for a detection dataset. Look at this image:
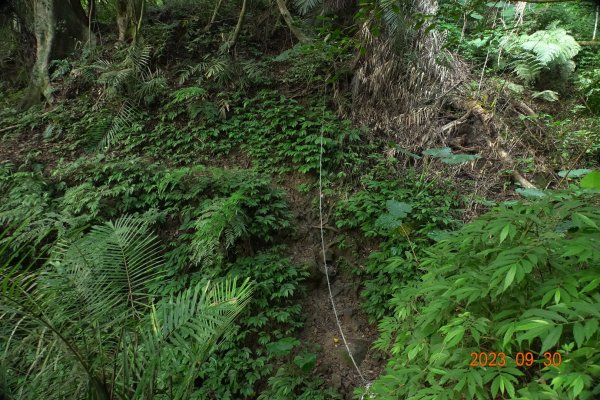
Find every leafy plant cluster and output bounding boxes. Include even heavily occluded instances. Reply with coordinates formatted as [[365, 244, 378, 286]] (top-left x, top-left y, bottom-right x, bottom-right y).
[[271, 17, 355, 87], [365, 190, 600, 399], [190, 250, 335, 399], [335, 169, 462, 320], [129, 89, 365, 173], [500, 24, 581, 87], [0, 157, 291, 254]]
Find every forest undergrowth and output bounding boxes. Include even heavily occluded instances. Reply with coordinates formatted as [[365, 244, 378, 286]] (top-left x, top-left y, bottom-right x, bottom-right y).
[[1, 0, 599, 399]]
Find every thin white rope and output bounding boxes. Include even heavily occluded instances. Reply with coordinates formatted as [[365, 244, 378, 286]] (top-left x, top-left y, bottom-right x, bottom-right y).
[[318, 105, 368, 389]]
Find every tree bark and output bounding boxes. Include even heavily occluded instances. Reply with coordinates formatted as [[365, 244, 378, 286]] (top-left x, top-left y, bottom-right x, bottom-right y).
[[227, 0, 247, 48], [20, 0, 90, 109], [205, 0, 225, 32], [117, 0, 144, 43], [275, 0, 310, 43]]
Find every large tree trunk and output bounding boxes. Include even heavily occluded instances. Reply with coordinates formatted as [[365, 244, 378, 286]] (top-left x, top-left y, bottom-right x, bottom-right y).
[[20, 0, 90, 109], [116, 0, 144, 43]]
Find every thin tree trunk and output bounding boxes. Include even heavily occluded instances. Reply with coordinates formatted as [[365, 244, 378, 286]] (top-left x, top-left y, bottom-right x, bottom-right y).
[[593, 5, 599, 41], [205, 0, 225, 32], [134, 0, 145, 43], [275, 0, 310, 43], [227, 0, 247, 48], [88, 0, 96, 45], [116, 0, 131, 42]]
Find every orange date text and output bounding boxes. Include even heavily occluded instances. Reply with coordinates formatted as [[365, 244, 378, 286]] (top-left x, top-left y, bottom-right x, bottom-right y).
[[469, 351, 562, 367]]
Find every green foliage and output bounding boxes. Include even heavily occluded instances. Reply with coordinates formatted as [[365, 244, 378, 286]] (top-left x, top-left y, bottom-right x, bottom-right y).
[[258, 361, 341, 400], [0, 216, 253, 399], [422, 147, 480, 164], [191, 192, 249, 267], [335, 173, 461, 320], [139, 89, 364, 173], [272, 22, 355, 87], [580, 171, 600, 190], [192, 250, 310, 399], [94, 42, 167, 105], [577, 66, 600, 114], [367, 191, 600, 399], [500, 24, 581, 85], [0, 158, 291, 258]]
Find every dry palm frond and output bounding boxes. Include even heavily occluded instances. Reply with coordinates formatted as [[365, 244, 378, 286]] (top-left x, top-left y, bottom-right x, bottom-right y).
[[351, 0, 466, 148]]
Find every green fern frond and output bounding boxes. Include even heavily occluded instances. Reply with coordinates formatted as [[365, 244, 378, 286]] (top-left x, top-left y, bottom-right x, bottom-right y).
[[97, 102, 137, 150], [1, 217, 253, 399], [501, 25, 581, 84], [192, 192, 249, 267], [137, 277, 253, 398]]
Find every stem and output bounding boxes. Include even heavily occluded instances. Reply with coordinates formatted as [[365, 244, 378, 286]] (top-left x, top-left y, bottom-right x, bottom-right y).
[[275, 0, 310, 43], [593, 5, 599, 41], [227, 0, 247, 48], [205, 0, 225, 32]]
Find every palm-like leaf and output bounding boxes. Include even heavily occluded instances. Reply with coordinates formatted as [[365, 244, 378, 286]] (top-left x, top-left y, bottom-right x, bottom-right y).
[[135, 278, 253, 399], [1, 216, 253, 399]]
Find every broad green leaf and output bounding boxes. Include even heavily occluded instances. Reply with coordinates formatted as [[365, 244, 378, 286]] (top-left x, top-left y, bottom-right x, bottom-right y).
[[584, 319, 599, 340], [491, 375, 502, 397], [386, 200, 412, 218], [581, 278, 600, 293], [444, 326, 465, 347], [293, 353, 317, 373], [540, 325, 563, 353], [266, 337, 299, 357], [516, 188, 546, 198], [573, 213, 599, 230], [571, 375, 585, 397], [423, 147, 452, 158], [580, 171, 600, 189], [500, 224, 510, 243], [573, 322, 585, 348], [516, 319, 550, 331], [441, 154, 480, 164], [504, 265, 517, 290], [558, 169, 591, 178], [503, 324, 515, 346]]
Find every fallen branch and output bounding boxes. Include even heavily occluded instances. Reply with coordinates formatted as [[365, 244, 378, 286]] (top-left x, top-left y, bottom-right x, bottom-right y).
[[0, 125, 20, 134], [439, 110, 472, 135], [460, 99, 537, 189]]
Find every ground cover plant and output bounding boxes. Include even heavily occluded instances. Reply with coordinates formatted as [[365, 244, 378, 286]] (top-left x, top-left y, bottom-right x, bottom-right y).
[[1, 0, 599, 398]]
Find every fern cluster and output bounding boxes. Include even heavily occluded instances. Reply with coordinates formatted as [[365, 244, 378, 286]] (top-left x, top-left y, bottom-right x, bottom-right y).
[[501, 24, 581, 85]]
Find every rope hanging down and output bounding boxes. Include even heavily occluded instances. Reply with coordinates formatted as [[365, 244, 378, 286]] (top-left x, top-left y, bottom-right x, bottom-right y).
[[317, 104, 370, 392]]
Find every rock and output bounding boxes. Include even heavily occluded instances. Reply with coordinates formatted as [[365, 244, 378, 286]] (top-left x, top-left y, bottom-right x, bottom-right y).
[[339, 338, 370, 367], [331, 373, 342, 389], [338, 308, 354, 317]]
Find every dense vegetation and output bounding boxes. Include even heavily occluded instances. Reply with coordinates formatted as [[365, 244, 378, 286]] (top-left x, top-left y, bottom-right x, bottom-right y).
[[1, 0, 599, 399]]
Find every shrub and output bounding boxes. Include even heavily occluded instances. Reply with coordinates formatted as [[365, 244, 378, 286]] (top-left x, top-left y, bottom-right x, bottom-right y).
[[365, 191, 600, 399], [192, 250, 310, 399]]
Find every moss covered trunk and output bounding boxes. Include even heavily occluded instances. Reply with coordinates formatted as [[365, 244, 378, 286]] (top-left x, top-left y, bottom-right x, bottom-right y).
[[20, 0, 90, 109], [116, 0, 144, 43]]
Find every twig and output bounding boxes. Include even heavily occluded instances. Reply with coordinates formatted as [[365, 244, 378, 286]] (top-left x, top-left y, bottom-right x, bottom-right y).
[[0, 125, 20, 134], [310, 225, 340, 233]]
